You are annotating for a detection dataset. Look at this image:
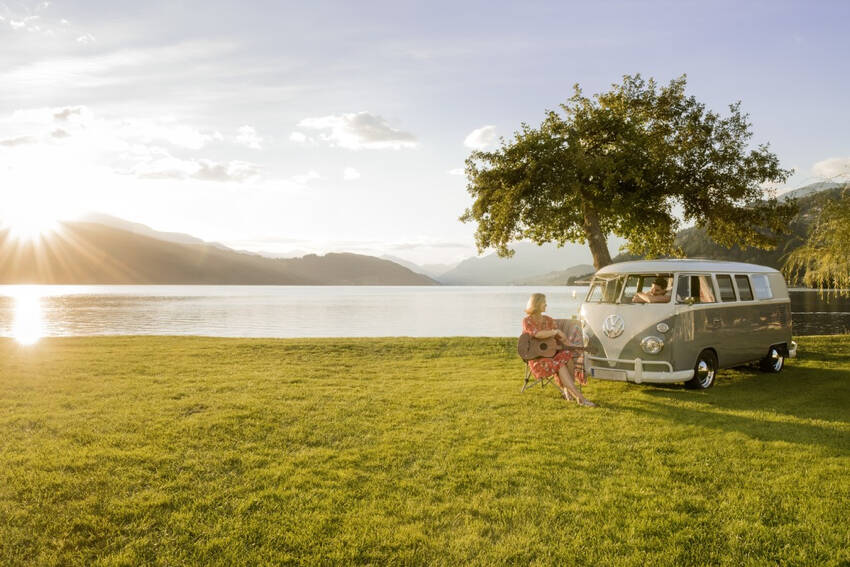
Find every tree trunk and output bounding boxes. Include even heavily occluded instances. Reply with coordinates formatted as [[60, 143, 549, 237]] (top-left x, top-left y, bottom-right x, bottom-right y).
[[581, 200, 612, 270]]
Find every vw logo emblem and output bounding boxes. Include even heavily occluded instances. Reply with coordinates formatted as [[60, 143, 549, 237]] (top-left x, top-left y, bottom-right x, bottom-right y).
[[602, 314, 625, 338]]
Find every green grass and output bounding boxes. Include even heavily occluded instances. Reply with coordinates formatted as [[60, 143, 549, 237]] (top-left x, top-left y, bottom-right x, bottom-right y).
[[1, 336, 848, 566]]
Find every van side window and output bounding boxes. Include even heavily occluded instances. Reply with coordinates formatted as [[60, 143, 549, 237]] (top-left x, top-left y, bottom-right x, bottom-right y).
[[716, 274, 737, 302], [622, 275, 640, 301], [735, 275, 754, 301], [751, 274, 773, 299], [676, 274, 717, 304], [622, 274, 673, 303], [585, 276, 626, 303], [586, 283, 604, 303], [603, 278, 624, 303]]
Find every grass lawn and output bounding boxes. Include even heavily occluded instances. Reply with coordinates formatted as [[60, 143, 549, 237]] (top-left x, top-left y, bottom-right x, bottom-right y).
[[1, 335, 848, 566]]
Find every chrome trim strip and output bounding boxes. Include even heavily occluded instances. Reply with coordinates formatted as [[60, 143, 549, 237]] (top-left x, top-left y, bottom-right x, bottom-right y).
[[586, 355, 673, 372]]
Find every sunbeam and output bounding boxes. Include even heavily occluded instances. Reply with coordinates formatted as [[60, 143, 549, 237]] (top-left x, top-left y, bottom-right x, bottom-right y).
[[11, 286, 45, 345]]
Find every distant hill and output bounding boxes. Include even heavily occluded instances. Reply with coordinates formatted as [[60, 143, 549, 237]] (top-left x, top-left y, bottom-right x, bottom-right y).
[[608, 182, 849, 272], [778, 181, 844, 201], [512, 264, 595, 285], [78, 212, 231, 250], [438, 241, 622, 285], [673, 184, 847, 269], [281, 253, 438, 285], [380, 255, 459, 280], [0, 222, 437, 285]]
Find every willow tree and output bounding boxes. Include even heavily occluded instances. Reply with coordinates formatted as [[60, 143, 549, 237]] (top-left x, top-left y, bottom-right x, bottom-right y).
[[783, 188, 850, 294], [461, 75, 797, 270]]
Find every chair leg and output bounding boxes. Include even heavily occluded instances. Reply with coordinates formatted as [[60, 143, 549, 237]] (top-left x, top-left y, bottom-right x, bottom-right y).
[[521, 363, 555, 393], [521, 364, 534, 392]]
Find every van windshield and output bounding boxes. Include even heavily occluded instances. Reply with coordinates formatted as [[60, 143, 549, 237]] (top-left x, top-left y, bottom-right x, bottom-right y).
[[586, 274, 673, 304]]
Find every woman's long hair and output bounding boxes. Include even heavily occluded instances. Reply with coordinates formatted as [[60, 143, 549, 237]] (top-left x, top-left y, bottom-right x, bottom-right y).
[[525, 293, 546, 315]]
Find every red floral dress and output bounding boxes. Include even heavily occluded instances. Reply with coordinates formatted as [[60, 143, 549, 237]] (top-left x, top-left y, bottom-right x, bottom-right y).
[[522, 315, 586, 385]]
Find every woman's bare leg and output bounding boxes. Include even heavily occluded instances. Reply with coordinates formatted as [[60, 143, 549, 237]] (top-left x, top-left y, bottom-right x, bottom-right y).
[[566, 359, 582, 395], [557, 365, 583, 401], [558, 365, 597, 407], [551, 373, 566, 390]]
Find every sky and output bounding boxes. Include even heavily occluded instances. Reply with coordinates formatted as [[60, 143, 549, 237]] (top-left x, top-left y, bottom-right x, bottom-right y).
[[1, 0, 849, 265]]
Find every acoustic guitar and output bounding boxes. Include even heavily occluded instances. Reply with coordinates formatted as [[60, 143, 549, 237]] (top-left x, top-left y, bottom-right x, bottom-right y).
[[517, 319, 585, 361]]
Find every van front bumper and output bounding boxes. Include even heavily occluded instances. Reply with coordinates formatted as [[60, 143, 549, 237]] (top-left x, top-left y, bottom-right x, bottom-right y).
[[585, 356, 694, 384]]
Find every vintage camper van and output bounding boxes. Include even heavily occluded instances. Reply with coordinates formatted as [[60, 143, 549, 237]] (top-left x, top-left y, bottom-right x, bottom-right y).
[[580, 260, 797, 389]]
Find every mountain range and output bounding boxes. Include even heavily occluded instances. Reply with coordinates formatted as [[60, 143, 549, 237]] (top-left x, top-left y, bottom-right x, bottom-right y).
[[437, 241, 618, 285], [1, 181, 841, 286], [0, 222, 437, 285]]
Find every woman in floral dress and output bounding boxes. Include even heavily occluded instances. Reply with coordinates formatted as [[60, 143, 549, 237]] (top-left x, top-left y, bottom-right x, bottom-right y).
[[523, 293, 596, 407]]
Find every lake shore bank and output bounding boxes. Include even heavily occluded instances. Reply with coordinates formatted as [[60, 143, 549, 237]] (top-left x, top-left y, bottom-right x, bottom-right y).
[[2, 336, 848, 565]]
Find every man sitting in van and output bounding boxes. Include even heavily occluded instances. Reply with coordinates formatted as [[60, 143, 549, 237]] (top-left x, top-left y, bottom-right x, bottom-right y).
[[633, 277, 671, 303]]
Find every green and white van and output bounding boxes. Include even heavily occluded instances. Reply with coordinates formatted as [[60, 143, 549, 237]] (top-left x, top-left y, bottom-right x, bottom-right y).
[[580, 260, 798, 389]]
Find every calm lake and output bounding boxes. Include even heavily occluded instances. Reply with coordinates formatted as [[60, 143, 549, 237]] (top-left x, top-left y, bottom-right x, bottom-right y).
[[0, 285, 847, 343]]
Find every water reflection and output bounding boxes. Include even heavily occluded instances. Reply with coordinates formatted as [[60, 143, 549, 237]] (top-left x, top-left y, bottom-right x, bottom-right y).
[[0, 286, 847, 338], [11, 286, 44, 345]]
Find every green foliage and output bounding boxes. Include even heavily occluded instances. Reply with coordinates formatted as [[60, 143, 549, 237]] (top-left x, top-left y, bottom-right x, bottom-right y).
[[2, 336, 849, 565], [461, 75, 796, 268], [784, 187, 850, 294], [657, 186, 847, 279]]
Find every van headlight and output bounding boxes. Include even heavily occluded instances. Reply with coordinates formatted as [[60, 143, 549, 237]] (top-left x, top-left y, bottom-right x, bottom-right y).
[[640, 336, 664, 354]]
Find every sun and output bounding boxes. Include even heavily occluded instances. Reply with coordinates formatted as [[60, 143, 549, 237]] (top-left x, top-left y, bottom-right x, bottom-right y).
[[1, 196, 61, 242]]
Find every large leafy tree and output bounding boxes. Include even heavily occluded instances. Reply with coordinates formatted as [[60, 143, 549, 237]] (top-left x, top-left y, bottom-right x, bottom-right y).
[[783, 187, 850, 294], [461, 75, 797, 270]]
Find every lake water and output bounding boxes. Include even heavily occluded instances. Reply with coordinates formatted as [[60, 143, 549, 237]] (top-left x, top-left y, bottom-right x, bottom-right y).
[[0, 285, 847, 343]]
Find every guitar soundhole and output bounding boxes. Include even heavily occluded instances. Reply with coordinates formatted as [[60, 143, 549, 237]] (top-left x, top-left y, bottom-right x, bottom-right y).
[[539, 342, 548, 350]]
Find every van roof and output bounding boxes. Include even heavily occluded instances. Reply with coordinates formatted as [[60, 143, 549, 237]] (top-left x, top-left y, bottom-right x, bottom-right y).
[[595, 259, 780, 275]]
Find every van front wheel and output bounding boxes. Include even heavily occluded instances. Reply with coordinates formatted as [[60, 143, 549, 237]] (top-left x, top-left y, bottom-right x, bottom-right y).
[[759, 346, 784, 373], [686, 350, 717, 390]]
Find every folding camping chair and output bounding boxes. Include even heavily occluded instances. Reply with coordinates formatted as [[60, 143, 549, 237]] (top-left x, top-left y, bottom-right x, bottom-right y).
[[517, 318, 584, 393]]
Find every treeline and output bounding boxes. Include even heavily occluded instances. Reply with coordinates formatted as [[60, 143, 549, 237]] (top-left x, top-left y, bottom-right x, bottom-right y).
[[606, 185, 849, 284]]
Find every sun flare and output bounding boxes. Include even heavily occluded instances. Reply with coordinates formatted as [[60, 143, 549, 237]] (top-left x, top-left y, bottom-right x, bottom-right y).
[[10, 286, 45, 345], [1, 198, 62, 242]]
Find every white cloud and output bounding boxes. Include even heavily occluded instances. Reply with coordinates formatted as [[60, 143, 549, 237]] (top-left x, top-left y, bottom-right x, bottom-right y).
[[53, 106, 84, 122], [9, 18, 32, 30], [447, 168, 464, 176], [76, 33, 95, 44], [297, 111, 417, 150], [131, 154, 260, 182], [7, 105, 90, 125], [1, 2, 59, 34], [343, 167, 360, 181], [235, 125, 262, 149], [115, 118, 216, 150], [289, 131, 308, 143], [813, 157, 850, 180], [6, 106, 214, 150], [1, 106, 260, 187], [463, 125, 497, 150], [0, 135, 38, 147], [193, 159, 260, 182], [0, 40, 236, 91], [291, 170, 321, 184]]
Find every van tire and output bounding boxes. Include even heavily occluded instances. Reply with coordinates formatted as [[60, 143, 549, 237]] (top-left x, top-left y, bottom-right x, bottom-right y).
[[759, 346, 785, 373], [686, 350, 717, 390]]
